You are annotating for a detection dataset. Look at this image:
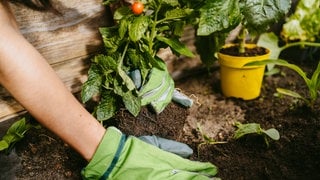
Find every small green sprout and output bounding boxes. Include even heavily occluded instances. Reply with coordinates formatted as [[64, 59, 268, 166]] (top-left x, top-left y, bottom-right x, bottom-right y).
[[196, 123, 227, 156], [0, 117, 40, 153], [234, 122, 280, 147]]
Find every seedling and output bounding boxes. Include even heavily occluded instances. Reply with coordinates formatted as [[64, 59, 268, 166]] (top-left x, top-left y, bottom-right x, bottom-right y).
[[247, 59, 320, 108], [233, 122, 280, 147], [196, 123, 226, 156], [0, 118, 40, 153]]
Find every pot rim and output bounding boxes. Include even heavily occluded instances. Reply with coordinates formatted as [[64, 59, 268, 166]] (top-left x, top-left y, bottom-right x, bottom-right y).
[[218, 44, 270, 69]]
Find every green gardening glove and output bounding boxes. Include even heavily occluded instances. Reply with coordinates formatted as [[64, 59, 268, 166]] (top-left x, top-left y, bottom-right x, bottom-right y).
[[138, 135, 193, 158], [81, 127, 218, 180], [130, 67, 174, 114], [129, 68, 193, 113]]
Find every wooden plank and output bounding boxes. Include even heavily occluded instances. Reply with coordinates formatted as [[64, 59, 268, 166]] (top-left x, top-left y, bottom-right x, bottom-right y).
[[10, 0, 111, 65]]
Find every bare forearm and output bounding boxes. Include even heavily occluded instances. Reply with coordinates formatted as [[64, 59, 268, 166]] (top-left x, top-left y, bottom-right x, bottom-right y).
[[0, 7, 105, 161]]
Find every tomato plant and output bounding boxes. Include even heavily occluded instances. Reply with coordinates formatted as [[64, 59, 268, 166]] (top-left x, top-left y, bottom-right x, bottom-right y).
[[82, 0, 196, 121], [131, 1, 144, 15]]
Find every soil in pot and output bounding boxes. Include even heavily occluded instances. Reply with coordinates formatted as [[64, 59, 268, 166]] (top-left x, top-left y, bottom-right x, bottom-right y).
[[219, 45, 269, 57]]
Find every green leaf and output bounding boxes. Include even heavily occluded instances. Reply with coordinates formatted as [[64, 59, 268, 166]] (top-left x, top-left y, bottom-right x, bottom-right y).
[[162, 0, 180, 7], [113, 6, 132, 21], [164, 8, 193, 21], [129, 16, 150, 42], [241, 0, 291, 34], [308, 62, 320, 102], [117, 65, 136, 91], [276, 88, 306, 100], [81, 64, 103, 103], [122, 91, 141, 117], [263, 128, 280, 140], [118, 18, 129, 39], [257, 33, 281, 72], [147, 54, 166, 71], [93, 54, 118, 74], [300, 8, 320, 41], [102, 0, 119, 6], [172, 21, 185, 37], [246, 59, 310, 85], [99, 27, 122, 53], [257, 32, 282, 71], [96, 92, 118, 121], [156, 36, 194, 57], [0, 140, 9, 151], [234, 122, 262, 139], [195, 33, 225, 66], [0, 118, 38, 152], [197, 0, 241, 36]]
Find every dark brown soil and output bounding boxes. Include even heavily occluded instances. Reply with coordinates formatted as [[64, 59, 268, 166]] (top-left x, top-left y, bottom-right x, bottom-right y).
[[219, 45, 269, 56], [1, 50, 320, 179]]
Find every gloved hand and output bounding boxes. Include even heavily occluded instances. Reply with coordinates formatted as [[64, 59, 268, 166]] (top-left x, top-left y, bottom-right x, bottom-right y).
[[129, 68, 193, 114], [81, 127, 218, 179], [138, 135, 193, 158]]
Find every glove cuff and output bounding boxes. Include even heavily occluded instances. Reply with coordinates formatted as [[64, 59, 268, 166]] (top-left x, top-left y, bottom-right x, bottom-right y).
[[81, 126, 126, 179]]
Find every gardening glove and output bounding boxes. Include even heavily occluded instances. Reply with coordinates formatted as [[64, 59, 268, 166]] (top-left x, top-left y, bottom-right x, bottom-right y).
[[81, 126, 218, 180], [129, 69, 193, 113], [130, 68, 175, 114], [172, 89, 193, 108], [138, 135, 193, 158]]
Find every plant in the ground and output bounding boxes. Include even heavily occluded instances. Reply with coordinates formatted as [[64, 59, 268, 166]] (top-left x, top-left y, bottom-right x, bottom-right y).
[[234, 122, 280, 147], [247, 58, 320, 107], [281, 0, 320, 42], [81, 0, 197, 121], [196, 123, 226, 156], [248, 32, 320, 107], [0, 117, 40, 153]]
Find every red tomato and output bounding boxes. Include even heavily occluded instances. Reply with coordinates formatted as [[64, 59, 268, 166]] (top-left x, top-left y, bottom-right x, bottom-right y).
[[131, 1, 144, 15]]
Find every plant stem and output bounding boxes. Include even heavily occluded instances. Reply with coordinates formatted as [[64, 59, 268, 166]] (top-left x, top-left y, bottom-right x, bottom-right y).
[[118, 41, 129, 68], [238, 27, 247, 54], [280, 41, 320, 51], [149, 5, 161, 55]]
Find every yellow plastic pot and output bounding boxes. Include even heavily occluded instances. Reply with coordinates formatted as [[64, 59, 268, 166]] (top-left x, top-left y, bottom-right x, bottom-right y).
[[218, 44, 270, 100]]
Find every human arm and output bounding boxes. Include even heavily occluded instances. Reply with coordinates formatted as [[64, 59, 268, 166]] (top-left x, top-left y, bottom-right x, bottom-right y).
[[0, 1, 105, 161]]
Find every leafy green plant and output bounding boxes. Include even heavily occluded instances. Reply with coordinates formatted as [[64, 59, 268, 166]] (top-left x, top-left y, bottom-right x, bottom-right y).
[[0, 118, 40, 153], [234, 122, 280, 147], [247, 59, 320, 107], [81, 0, 197, 121], [281, 0, 320, 42], [248, 32, 320, 107], [195, 0, 291, 57]]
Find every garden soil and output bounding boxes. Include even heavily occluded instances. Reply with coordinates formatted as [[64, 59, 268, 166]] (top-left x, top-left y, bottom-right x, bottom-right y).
[[1, 49, 320, 179]]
